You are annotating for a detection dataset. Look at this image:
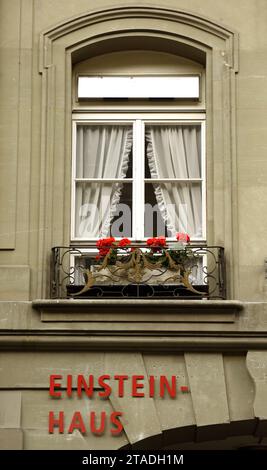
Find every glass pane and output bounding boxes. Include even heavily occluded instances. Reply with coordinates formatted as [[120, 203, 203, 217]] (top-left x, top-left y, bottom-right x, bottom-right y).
[[145, 125, 201, 178], [111, 181, 132, 238], [144, 182, 168, 237], [75, 182, 132, 238], [145, 182, 202, 238], [76, 124, 132, 178]]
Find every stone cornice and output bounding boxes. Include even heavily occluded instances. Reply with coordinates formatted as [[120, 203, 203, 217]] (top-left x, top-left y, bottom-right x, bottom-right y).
[[2, 300, 267, 351], [39, 5, 239, 72], [32, 298, 243, 312], [1, 332, 267, 352], [41, 5, 238, 41], [33, 299, 242, 324]]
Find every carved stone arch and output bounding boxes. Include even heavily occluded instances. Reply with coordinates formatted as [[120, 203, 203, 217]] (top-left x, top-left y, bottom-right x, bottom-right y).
[[118, 421, 261, 450], [36, 5, 239, 299], [39, 6, 238, 71]]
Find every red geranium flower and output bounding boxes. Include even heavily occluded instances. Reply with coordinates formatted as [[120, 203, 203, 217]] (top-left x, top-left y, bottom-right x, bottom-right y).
[[96, 237, 116, 259], [176, 232, 190, 243], [146, 236, 166, 247], [118, 238, 131, 247], [96, 237, 116, 248], [96, 248, 110, 259], [146, 236, 166, 251]]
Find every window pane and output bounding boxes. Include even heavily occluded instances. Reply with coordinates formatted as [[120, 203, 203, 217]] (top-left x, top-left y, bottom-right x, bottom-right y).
[[144, 183, 168, 237], [145, 125, 201, 178], [75, 182, 132, 238], [76, 125, 132, 178], [145, 182, 202, 238]]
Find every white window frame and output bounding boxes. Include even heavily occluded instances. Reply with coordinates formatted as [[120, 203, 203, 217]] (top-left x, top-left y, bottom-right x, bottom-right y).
[[71, 112, 206, 242]]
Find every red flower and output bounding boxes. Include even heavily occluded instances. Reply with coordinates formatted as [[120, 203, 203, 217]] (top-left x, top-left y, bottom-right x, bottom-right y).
[[96, 237, 116, 259], [157, 236, 167, 246], [176, 232, 190, 243], [118, 238, 131, 247], [146, 236, 166, 250], [96, 237, 116, 248], [96, 248, 110, 259], [146, 236, 166, 246]]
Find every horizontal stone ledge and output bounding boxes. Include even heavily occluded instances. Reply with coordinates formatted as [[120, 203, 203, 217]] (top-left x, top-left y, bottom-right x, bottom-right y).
[[0, 333, 267, 352], [32, 299, 243, 323], [32, 299, 244, 310]]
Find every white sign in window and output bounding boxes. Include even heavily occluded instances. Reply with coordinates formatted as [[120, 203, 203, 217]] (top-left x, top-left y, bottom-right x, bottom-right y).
[[77, 76, 200, 99]]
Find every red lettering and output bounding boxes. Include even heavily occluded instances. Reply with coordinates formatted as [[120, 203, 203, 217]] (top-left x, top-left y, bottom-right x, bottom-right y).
[[114, 375, 128, 397], [159, 375, 176, 398], [132, 375, 144, 397], [68, 411, 86, 434], [66, 374, 72, 397], [48, 411, 64, 433], [90, 411, 106, 435], [149, 375, 155, 397], [49, 375, 62, 398], [98, 375, 112, 398], [110, 411, 123, 435], [77, 375, 94, 397]]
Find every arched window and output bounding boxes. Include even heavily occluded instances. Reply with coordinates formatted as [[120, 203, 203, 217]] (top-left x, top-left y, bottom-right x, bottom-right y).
[[71, 51, 206, 243], [38, 7, 238, 299]]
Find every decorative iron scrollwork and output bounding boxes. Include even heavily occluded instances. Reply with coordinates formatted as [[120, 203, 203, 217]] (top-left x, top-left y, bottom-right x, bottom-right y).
[[51, 244, 226, 300]]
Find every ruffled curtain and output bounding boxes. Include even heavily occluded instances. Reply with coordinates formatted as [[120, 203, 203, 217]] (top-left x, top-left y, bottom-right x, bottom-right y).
[[75, 125, 132, 237], [145, 125, 202, 238]]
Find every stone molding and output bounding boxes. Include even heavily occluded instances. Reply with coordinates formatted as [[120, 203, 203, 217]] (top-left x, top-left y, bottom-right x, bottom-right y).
[[4, 299, 267, 352], [33, 5, 240, 300], [39, 5, 239, 72]]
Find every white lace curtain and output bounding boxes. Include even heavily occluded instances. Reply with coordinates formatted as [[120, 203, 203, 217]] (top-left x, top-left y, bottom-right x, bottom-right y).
[[75, 125, 132, 237], [75, 124, 202, 239], [146, 125, 202, 238]]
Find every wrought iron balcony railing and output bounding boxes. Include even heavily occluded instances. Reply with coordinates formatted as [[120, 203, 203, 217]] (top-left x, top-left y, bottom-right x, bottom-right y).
[[51, 244, 226, 300]]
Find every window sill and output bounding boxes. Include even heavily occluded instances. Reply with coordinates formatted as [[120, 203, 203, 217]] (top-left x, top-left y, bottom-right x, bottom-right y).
[[32, 298, 243, 324]]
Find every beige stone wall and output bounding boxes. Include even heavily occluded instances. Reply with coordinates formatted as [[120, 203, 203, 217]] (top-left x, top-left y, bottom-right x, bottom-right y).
[[0, 351, 256, 449], [1, 2, 267, 451], [0, 299, 267, 449], [0, 0, 266, 302]]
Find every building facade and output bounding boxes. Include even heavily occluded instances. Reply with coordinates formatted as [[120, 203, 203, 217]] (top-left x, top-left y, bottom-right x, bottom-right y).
[[0, 0, 267, 449]]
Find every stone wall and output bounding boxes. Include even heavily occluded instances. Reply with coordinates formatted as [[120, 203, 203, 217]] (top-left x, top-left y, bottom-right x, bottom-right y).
[[0, 0, 266, 301]]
